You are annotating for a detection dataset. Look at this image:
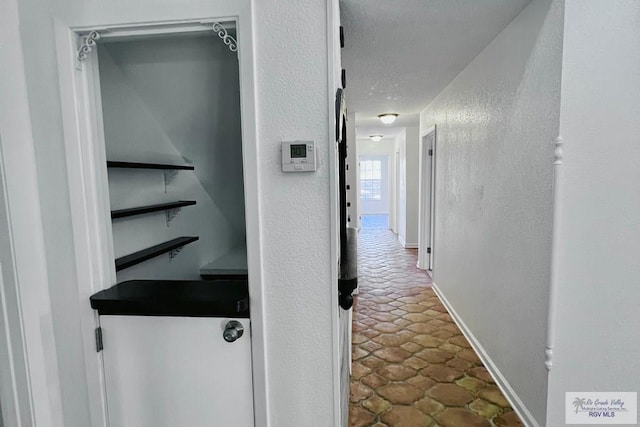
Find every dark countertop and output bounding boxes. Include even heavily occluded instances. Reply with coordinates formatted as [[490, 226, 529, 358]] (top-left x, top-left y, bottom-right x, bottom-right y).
[[90, 280, 249, 318]]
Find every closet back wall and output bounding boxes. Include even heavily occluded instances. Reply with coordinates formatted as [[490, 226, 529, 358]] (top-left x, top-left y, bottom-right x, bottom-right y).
[[99, 35, 246, 281]]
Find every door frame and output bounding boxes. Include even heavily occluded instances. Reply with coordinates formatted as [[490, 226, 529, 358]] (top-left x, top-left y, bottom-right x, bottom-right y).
[[53, 8, 266, 426], [418, 125, 436, 272]]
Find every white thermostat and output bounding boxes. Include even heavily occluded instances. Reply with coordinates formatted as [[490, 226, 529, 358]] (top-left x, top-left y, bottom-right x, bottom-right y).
[[281, 140, 317, 172]]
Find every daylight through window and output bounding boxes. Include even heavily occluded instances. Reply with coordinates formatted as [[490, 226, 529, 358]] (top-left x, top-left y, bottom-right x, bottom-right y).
[[360, 160, 382, 200]]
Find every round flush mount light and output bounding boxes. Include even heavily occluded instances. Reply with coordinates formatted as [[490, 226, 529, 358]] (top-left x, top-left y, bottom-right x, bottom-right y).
[[378, 113, 399, 125], [370, 135, 384, 142]]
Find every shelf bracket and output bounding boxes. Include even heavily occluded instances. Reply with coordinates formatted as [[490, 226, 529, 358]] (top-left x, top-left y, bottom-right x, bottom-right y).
[[165, 208, 181, 227], [76, 31, 101, 69], [212, 22, 238, 53], [169, 246, 184, 260], [163, 170, 179, 193]]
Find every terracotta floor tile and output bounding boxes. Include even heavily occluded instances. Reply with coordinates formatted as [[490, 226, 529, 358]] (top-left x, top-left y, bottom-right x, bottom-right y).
[[349, 229, 521, 426], [377, 383, 423, 405], [479, 386, 511, 408], [363, 395, 392, 414], [377, 364, 417, 381], [446, 357, 473, 371], [435, 408, 491, 427], [469, 398, 501, 418], [350, 406, 376, 427], [373, 347, 412, 363], [494, 410, 525, 426], [421, 365, 464, 383], [407, 375, 437, 391], [455, 376, 486, 393], [426, 383, 474, 406], [415, 348, 455, 364], [468, 366, 496, 384], [416, 396, 446, 416], [381, 405, 433, 427], [411, 334, 444, 348], [351, 382, 374, 403]]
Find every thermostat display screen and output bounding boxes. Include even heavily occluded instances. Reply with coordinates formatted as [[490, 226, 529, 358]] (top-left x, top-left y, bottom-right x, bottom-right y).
[[290, 144, 307, 158], [281, 140, 317, 172]]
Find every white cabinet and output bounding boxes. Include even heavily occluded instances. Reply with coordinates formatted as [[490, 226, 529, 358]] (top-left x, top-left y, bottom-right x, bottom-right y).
[[101, 316, 253, 427]]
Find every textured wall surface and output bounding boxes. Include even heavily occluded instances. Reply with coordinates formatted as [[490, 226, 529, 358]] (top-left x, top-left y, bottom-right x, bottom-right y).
[[341, 0, 529, 115], [253, 0, 338, 425], [420, 0, 563, 423], [10, 0, 339, 425], [546, 1, 640, 424]]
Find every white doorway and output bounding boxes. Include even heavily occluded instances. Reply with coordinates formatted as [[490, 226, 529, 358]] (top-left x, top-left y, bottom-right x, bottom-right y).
[[418, 126, 436, 271], [359, 155, 389, 229]]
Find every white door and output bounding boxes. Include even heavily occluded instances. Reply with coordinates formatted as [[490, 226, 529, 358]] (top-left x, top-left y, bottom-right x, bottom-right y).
[[101, 316, 254, 427]]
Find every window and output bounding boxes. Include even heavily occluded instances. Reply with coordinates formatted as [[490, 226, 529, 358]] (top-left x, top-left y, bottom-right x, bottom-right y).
[[360, 160, 382, 200]]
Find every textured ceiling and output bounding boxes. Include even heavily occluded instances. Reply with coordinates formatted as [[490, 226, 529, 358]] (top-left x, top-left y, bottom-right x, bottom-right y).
[[341, 0, 531, 123]]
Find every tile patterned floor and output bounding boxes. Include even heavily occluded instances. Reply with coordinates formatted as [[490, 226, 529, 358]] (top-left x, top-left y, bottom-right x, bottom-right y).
[[349, 229, 523, 427]]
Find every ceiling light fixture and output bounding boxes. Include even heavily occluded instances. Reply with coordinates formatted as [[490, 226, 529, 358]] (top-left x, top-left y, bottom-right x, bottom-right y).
[[370, 135, 383, 142], [378, 113, 399, 125]]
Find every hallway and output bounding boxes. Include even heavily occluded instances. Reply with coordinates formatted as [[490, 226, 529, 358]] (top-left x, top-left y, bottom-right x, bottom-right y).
[[349, 229, 523, 427]]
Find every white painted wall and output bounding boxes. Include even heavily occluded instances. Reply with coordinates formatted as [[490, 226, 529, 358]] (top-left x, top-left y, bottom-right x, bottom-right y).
[[393, 127, 419, 247], [8, 0, 340, 426], [97, 37, 244, 282], [404, 126, 420, 248], [395, 130, 407, 242], [253, 0, 338, 423], [420, 0, 563, 424], [546, 1, 640, 424]]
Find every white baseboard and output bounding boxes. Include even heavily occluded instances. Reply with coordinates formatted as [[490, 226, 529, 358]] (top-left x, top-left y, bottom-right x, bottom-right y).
[[397, 235, 418, 249], [431, 282, 539, 427]]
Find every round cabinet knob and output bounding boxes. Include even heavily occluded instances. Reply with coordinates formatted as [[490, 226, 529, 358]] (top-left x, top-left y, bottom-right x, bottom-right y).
[[223, 320, 244, 343]]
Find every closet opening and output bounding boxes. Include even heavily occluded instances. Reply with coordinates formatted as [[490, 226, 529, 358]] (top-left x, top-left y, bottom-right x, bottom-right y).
[[59, 20, 259, 426], [97, 29, 248, 283]]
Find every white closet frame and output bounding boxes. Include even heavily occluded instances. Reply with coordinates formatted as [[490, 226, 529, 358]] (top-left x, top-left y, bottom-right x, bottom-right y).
[[54, 11, 266, 426]]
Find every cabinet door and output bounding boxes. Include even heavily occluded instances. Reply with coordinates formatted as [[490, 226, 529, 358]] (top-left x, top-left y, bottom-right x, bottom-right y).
[[101, 316, 253, 427]]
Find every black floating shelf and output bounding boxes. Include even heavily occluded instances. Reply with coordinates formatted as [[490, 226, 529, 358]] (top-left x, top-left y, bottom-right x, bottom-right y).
[[115, 236, 199, 272], [90, 280, 249, 318], [111, 200, 196, 219], [107, 161, 194, 170]]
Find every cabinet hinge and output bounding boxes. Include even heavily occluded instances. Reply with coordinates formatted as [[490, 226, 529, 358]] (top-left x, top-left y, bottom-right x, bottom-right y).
[[95, 327, 103, 352], [427, 247, 432, 254], [428, 149, 433, 156]]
